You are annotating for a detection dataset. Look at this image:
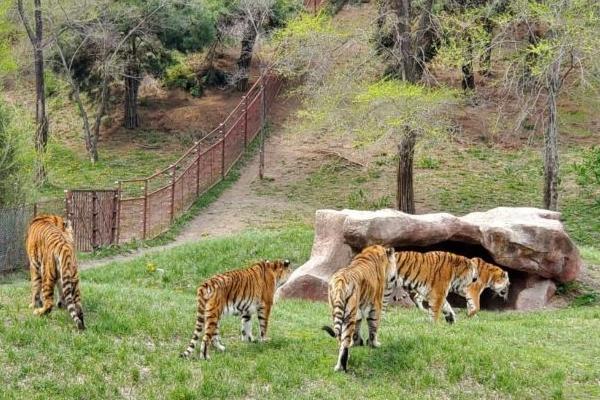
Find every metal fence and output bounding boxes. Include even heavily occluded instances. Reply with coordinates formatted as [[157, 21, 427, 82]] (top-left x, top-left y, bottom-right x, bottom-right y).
[[0, 200, 65, 273]]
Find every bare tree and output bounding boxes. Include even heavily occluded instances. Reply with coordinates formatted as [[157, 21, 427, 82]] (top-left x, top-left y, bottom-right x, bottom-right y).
[[396, 127, 418, 213], [375, 0, 437, 82], [16, 0, 48, 183]]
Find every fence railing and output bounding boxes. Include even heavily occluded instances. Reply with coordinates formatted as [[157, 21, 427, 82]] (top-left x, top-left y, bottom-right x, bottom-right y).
[[114, 73, 282, 245]]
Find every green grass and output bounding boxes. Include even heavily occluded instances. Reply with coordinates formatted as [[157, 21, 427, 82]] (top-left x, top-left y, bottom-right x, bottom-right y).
[[2, 228, 600, 399], [41, 135, 185, 198]]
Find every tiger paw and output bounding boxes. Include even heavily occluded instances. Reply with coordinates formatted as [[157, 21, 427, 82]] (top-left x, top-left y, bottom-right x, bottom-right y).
[[33, 307, 49, 316], [367, 339, 381, 348], [258, 336, 270, 343], [28, 302, 35, 309], [444, 314, 456, 324]]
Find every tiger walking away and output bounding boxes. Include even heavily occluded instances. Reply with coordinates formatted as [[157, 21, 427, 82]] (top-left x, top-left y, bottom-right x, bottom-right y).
[[411, 257, 510, 317], [394, 251, 478, 324], [181, 259, 292, 360], [322, 245, 397, 372], [26, 214, 85, 330]]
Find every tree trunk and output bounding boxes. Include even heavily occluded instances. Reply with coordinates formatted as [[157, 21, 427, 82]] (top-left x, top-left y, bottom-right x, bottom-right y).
[[413, 0, 437, 80], [480, 17, 494, 76], [390, 0, 415, 81], [17, 0, 48, 183], [55, 40, 96, 163], [461, 35, 475, 91], [543, 58, 561, 211], [237, 21, 257, 92], [124, 38, 140, 129], [396, 127, 417, 214]]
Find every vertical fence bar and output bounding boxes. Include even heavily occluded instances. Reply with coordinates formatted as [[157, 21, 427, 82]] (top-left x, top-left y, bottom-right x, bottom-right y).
[[115, 181, 122, 245], [142, 179, 148, 240], [91, 191, 98, 250], [243, 95, 248, 148], [110, 189, 119, 245], [220, 123, 225, 179], [259, 73, 266, 180], [195, 142, 201, 197], [33, 202, 38, 217], [170, 165, 176, 222]]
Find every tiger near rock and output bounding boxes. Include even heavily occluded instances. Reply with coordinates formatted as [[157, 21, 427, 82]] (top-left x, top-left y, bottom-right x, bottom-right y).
[[26, 214, 85, 330], [394, 251, 478, 324], [412, 257, 510, 317], [322, 245, 397, 372], [181, 259, 292, 360]]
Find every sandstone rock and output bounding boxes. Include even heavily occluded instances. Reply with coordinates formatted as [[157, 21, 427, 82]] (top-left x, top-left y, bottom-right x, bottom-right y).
[[514, 275, 557, 311], [277, 207, 583, 310]]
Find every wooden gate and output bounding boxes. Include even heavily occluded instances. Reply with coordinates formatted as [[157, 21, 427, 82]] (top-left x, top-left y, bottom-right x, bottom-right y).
[[66, 190, 119, 252]]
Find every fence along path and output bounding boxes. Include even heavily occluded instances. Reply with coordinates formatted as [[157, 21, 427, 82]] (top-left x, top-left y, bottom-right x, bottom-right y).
[[109, 73, 281, 245]]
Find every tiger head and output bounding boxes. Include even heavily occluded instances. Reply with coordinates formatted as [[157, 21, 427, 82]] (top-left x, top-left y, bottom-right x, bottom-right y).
[[472, 258, 510, 300], [265, 259, 293, 287]]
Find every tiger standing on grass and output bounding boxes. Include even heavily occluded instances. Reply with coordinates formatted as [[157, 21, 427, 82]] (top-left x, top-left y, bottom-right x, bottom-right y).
[[181, 259, 292, 360], [394, 251, 478, 324], [26, 214, 85, 330], [322, 245, 397, 372], [411, 257, 510, 317]]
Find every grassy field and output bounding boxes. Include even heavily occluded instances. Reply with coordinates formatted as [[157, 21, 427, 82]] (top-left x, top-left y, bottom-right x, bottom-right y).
[[2, 228, 600, 400]]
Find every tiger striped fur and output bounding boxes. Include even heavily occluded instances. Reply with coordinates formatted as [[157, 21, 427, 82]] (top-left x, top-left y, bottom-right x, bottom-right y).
[[322, 245, 397, 372], [181, 259, 292, 359], [394, 251, 478, 324], [412, 257, 509, 317], [26, 214, 85, 330]]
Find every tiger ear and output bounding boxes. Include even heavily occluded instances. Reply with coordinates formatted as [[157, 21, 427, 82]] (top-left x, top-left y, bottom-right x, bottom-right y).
[[386, 247, 395, 256], [503, 271, 509, 279], [283, 259, 291, 268]]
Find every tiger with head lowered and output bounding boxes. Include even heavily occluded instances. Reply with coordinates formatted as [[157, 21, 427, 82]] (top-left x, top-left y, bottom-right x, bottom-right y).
[[322, 245, 397, 372], [411, 257, 510, 317], [26, 214, 85, 330], [394, 251, 478, 324], [181, 259, 292, 360]]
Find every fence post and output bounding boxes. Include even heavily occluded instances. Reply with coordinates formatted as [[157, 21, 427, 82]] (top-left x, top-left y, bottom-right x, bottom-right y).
[[170, 165, 176, 222], [111, 187, 119, 245], [115, 181, 122, 245], [195, 141, 201, 197], [259, 72, 266, 180], [91, 191, 98, 250], [220, 123, 225, 179], [142, 179, 148, 240], [243, 95, 248, 148]]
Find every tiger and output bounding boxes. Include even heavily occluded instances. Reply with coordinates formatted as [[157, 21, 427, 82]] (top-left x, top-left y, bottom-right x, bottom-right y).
[[394, 251, 478, 324], [181, 259, 292, 360], [411, 257, 510, 317], [322, 245, 397, 372], [25, 214, 85, 330]]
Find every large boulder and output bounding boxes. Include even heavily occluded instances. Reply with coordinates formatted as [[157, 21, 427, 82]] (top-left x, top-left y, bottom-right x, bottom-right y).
[[277, 208, 583, 310]]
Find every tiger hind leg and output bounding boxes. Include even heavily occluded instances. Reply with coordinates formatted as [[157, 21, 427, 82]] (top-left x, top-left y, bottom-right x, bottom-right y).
[[335, 311, 356, 372], [366, 306, 382, 348], [34, 258, 56, 316], [352, 315, 364, 347], [212, 324, 226, 352], [29, 260, 42, 309], [199, 300, 222, 360], [241, 313, 253, 342]]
